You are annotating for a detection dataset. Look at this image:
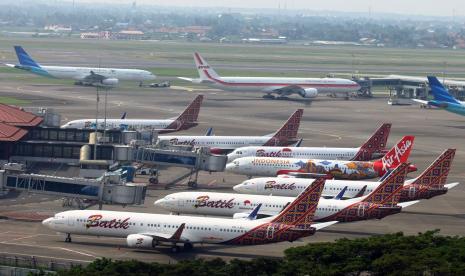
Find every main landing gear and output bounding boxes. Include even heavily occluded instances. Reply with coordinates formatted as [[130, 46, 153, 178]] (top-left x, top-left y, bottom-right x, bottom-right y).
[[262, 94, 275, 99], [65, 233, 72, 243], [170, 242, 194, 253]]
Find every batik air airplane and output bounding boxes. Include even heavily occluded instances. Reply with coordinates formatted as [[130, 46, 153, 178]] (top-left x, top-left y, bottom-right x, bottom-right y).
[[226, 136, 416, 180], [156, 163, 418, 223], [42, 178, 337, 252], [61, 95, 203, 133], [158, 109, 303, 154], [233, 149, 458, 202], [179, 53, 360, 99], [5, 46, 155, 87], [413, 76, 465, 117], [227, 123, 391, 162]]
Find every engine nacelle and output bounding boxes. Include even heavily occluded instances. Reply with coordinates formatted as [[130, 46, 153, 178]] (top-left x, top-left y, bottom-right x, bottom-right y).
[[101, 78, 119, 86], [126, 234, 155, 248], [233, 212, 250, 219], [300, 88, 318, 98]]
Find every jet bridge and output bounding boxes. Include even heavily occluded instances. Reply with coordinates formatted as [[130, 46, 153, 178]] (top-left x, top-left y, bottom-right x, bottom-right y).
[[0, 169, 146, 209]]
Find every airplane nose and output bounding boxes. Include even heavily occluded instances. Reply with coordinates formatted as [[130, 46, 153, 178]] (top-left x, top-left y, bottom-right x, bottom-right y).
[[42, 217, 53, 227], [154, 198, 165, 207], [225, 163, 236, 171], [232, 184, 242, 192]]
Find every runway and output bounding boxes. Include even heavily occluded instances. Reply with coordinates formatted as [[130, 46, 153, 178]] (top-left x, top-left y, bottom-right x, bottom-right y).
[[0, 70, 464, 264]]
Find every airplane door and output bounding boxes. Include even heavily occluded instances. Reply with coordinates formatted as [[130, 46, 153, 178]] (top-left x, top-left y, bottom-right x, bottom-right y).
[[67, 215, 75, 226], [266, 224, 276, 239], [357, 204, 366, 217], [178, 199, 185, 208], [409, 186, 416, 198]]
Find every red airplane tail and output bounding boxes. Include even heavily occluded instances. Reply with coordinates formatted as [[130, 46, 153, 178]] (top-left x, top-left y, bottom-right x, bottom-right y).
[[351, 123, 391, 161], [263, 109, 303, 146], [165, 95, 203, 131], [271, 177, 325, 229], [362, 163, 409, 206], [373, 136, 415, 176], [411, 149, 455, 189]]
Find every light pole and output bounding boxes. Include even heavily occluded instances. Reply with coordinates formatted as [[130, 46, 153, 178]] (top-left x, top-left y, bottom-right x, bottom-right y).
[[94, 86, 100, 160]]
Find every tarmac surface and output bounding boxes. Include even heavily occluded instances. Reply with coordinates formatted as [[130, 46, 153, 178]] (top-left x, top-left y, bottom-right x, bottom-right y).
[[0, 78, 464, 265]]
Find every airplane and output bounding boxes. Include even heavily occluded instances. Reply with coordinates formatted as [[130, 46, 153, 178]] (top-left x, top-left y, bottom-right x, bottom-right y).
[[61, 95, 203, 133], [225, 136, 416, 180], [41, 178, 338, 253], [158, 109, 303, 154], [178, 53, 361, 100], [5, 46, 156, 87], [233, 149, 458, 202], [227, 123, 391, 162], [155, 163, 418, 223], [413, 76, 465, 116]]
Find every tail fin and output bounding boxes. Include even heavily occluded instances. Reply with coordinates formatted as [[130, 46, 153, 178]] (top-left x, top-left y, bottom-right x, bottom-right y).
[[120, 112, 127, 119], [14, 46, 41, 68], [271, 177, 325, 229], [427, 76, 460, 104], [380, 136, 415, 169], [193, 52, 221, 81], [167, 95, 203, 131], [263, 109, 303, 146], [362, 163, 409, 205], [411, 149, 455, 189], [351, 123, 392, 161]]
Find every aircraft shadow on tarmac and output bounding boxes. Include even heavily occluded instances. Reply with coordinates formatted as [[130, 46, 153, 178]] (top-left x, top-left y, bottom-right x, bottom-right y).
[[402, 211, 465, 220]]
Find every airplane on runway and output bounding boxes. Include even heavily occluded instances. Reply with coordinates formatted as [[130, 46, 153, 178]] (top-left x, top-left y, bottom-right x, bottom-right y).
[[233, 149, 458, 202], [61, 95, 203, 133], [414, 76, 465, 116], [158, 109, 303, 154], [178, 53, 360, 100], [227, 123, 391, 162], [226, 136, 416, 180], [156, 163, 418, 223], [42, 178, 337, 252], [5, 46, 156, 87]]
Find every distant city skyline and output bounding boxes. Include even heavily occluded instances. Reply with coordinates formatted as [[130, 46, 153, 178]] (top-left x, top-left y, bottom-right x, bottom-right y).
[[71, 0, 464, 17]]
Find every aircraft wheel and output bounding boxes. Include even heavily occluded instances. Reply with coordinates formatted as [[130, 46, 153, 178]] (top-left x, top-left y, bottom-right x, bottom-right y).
[[184, 243, 194, 251], [65, 234, 72, 243], [262, 94, 275, 99], [171, 245, 181, 253]]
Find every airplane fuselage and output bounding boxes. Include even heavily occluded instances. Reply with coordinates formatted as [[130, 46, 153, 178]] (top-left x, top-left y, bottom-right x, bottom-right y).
[[62, 119, 181, 132]]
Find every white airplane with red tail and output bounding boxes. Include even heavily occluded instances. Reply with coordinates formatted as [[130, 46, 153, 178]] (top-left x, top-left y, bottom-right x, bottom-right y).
[[179, 53, 361, 99], [158, 109, 303, 154], [227, 123, 391, 162]]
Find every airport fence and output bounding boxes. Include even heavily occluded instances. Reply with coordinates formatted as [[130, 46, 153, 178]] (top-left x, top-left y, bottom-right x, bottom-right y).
[[0, 253, 87, 272]]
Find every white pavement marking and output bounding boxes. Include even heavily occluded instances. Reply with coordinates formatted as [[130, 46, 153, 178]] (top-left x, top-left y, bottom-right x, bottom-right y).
[[0, 251, 93, 263], [0, 241, 97, 258]]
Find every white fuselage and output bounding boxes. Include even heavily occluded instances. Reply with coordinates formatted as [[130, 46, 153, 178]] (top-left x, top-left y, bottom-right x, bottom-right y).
[[61, 118, 175, 131], [227, 146, 360, 162], [233, 177, 415, 197], [42, 210, 264, 244], [158, 135, 273, 150], [204, 76, 360, 93], [155, 192, 358, 221], [41, 65, 155, 82]]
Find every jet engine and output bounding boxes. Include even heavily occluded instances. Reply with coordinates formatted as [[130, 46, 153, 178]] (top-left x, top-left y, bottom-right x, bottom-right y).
[[299, 88, 318, 98], [101, 78, 119, 86], [126, 234, 155, 248]]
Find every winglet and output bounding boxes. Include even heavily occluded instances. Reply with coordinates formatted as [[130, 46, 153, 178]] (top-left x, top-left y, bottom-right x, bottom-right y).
[[427, 76, 460, 104], [205, 127, 214, 136], [354, 185, 367, 198], [410, 149, 455, 189], [246, 203, 262, 220], [363, 163, 409, 205], [351, 123, 392, 161], [271, 177, 325, 229], [14, 46, 41, 68], [294, 138, 303, 147], [120, 112, 127, 120], [334, 186, 348, 200], [263, 109, 303, 146], [170, 223, 186, 240]]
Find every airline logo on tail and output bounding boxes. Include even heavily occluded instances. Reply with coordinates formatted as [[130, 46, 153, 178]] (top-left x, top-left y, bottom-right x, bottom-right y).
[[351, 123, 391, 161], [411, 149, 455, 189], [164, 95, 204, 132], [362, 163, 410, 205], [263, 109, 303, 146], [380, 136, 414, 171], [428, 76, 461, 104]]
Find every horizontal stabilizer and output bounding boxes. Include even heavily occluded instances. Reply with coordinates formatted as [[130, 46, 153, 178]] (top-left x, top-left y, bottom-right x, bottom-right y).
[[444, 182, 459, 189], [398, 200, 420, 208], [311, 221, 338, 230]]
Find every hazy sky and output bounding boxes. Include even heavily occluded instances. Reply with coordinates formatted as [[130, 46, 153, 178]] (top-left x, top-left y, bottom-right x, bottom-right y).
[[80, 0, 464, 17]]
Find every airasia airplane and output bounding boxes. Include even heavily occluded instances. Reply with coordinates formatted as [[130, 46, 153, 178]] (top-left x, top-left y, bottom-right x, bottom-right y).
[[42, 178, 337, 252], [179, 53, 361, 99], [61, 95, 203, 133], [156, 163, 418, 222], [233, 149, 458, 202], [158, 109, 303, 154], [227, 123, 391, 162], [226, 136, 416, 179]]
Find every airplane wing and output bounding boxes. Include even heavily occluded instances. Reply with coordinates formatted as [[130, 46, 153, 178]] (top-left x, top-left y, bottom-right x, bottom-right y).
[[82, 71, 107, 83], [139, 223, 188, 242], [4, 63, 16, 68], [177, 77, 205, 84], [272, 85, 305, 96]]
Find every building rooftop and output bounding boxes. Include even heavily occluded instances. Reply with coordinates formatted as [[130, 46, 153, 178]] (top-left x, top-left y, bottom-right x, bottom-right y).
[[0, 122, 28, 141], [0, 104, 43, 127]]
